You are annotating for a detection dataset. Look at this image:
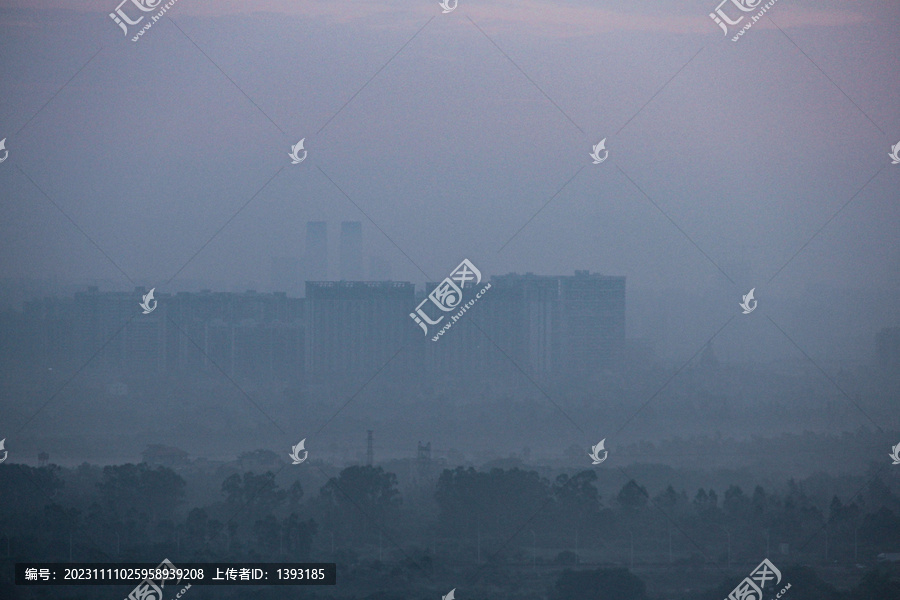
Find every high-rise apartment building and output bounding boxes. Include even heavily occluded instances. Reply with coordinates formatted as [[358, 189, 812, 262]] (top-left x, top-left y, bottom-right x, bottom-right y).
[[305, 281, 414, 375], [480, 271, 625, 375], [10, 270, 623, 382]]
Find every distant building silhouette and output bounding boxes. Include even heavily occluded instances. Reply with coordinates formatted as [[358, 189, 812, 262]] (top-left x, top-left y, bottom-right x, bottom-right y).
[[559, 270, 626, 372], [340, 221, 363, 281], [305, 221, 328, 282], [428, 270, 625, 377], [168, 290, 304, 382], [305, 281, 414, 375], [11, 270, 623, 382], [19, 287, 304, 383], [59, 286, 166, 373]]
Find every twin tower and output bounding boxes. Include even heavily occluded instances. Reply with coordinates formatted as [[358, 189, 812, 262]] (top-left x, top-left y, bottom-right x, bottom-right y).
[[271, 221, 376, 295]]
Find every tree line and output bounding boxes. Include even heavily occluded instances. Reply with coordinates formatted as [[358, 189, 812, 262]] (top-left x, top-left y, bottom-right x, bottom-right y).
[[1, 459, 899, 599]]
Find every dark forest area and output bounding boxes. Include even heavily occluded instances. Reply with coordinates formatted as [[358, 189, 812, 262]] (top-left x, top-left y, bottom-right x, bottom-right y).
[[2, 447, 899, 599]]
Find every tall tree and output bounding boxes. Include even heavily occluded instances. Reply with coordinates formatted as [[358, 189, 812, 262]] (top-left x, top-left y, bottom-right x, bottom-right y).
[[221, 471, 287, 524], [319, 466, 400, 543]]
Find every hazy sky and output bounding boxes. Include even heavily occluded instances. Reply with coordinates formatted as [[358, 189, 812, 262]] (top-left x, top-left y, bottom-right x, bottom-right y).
[[1, 0, 898, 359]]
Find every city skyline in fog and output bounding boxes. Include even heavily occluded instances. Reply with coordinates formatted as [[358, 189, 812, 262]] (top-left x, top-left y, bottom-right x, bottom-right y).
[[1, 3, 899, 597], [2, 1, 899, 374]]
